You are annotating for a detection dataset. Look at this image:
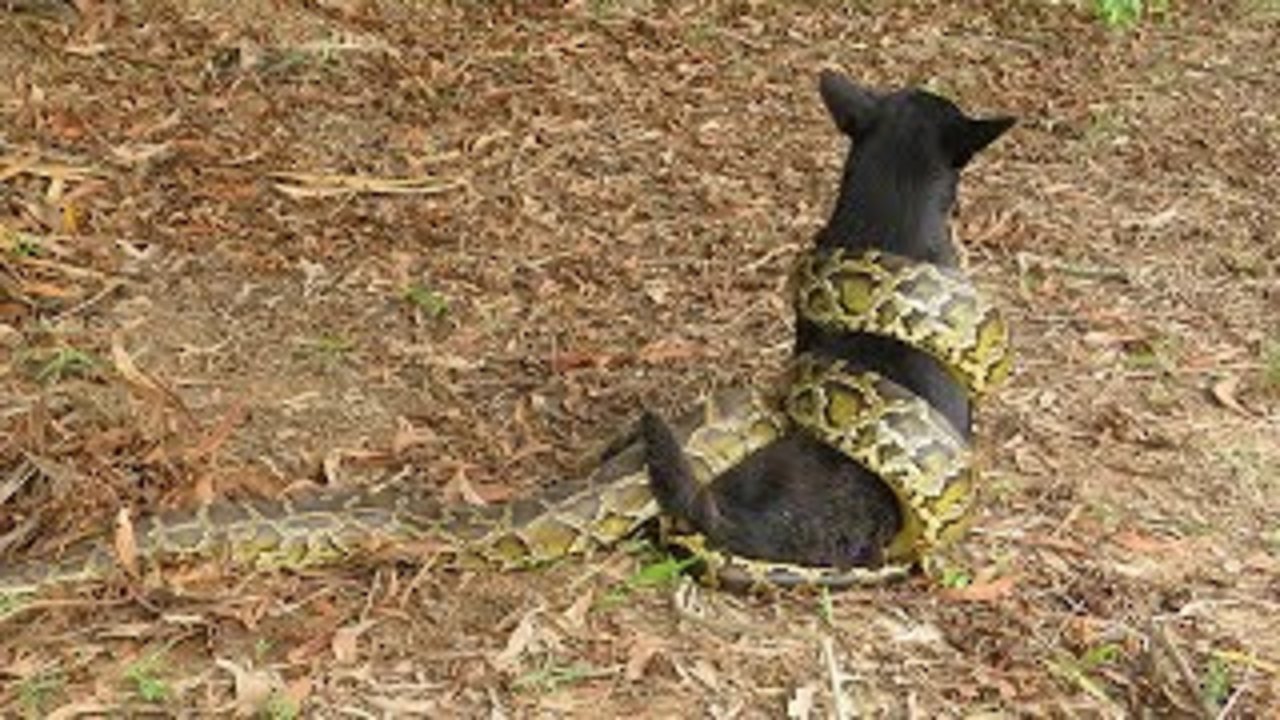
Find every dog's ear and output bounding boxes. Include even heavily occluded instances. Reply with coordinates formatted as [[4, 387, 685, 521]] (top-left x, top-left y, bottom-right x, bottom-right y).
[[819, 70, 880, 137], [941, 115, 1016, 168]]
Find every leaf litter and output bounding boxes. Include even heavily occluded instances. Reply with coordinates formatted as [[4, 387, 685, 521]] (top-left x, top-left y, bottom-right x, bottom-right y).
[[1, 0, 1278, 716]]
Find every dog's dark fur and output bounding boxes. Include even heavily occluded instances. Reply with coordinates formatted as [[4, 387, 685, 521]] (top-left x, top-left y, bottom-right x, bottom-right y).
[[642, 71, 1015, 570]]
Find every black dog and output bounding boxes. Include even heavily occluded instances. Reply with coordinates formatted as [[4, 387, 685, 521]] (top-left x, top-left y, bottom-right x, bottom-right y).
[[642, 71, 1015, 570]]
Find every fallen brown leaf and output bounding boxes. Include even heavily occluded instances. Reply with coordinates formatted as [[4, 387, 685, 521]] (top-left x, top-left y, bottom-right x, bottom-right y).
[[624, 633, 666, 681], [185, 400, 248, 461], [331, 620, 377, 665], [550, 349, 621, 373], [111, 507, 139, 579], [215, 657, 284, 718], [1208, 374, 1253, 416], [320, 447, 390, 484], [286, 628, 336, 665], [493, 608, 541, 671], [19, 279, 80, 300], [1110, 530, 1180, 555], [442, 463, 487, 506], [283, 677, 312, 712], [391, 416, 436, 454], [636, 337, 705, 365], [940, 574, 1019, 603], [111, 333, 192, 422], [561, 587, 595, 629]]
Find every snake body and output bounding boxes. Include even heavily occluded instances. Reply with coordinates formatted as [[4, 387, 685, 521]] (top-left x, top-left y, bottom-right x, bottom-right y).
[[793, 249, 1012, 396], [783, 354, 974, 561], [653, 248, 1010, 592], [0, 388, 782, 597], [0, 246, 1009, 599], [661, 72, 1019, 591], [788, 249, 1012, 563]]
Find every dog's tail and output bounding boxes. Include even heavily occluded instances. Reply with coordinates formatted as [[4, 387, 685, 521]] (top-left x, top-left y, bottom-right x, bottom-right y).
[[641, 410, 723, 534]]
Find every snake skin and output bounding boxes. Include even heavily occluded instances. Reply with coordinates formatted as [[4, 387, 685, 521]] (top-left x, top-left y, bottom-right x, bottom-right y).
[[793, 248, 1012, 395], [663, 248, 1009, 591], [0, 388, 781, 597], [0, 249, 1009, 598]]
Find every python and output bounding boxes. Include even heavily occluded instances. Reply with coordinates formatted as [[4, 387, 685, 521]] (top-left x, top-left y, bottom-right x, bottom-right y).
[[643, 70, 1015, 591]]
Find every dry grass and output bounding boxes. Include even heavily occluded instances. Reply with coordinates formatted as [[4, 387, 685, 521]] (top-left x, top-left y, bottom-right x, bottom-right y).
[[1, 0, 1278, 716]]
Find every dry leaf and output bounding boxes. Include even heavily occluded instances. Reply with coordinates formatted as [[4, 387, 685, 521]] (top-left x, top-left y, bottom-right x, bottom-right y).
[[367, 696, 440, 714], [112, 508, 140, 579], [193, 472, 216, 506], [0, 153, 102, 182], [320, 447, 387, 484], [215, 658, 284, 718], [561, 588, 595, 629], [97, 622, 155, 639], [624, 634, 665, 681], [392, 416, 436, 454], [636, 337, 703, 365], [46, 703, 114, 720], [443, 465, 487, 506], [1208, 375, 1252, 416], [111, 334, 188, 418], [60, 202, 80, 234], [876, 614, 944, 646], [286, 628, 335, 665], [283, 677, 312, 711], [331, 620, 377, 665], [185, 401, 248, 461], [940, 574, 1019, 603], [1110, 530, 1179, 555], [687, 658, 721, 692], [18, 280, 80, 299], [786, 682, 819, 719], [493, 609, 541, 671]]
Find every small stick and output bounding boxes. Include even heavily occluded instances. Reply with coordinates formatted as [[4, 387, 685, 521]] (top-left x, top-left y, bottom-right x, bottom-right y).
[[1016, 251, 1131, 283], [54, 278, 124, 319], [821, 635, 853, 720]]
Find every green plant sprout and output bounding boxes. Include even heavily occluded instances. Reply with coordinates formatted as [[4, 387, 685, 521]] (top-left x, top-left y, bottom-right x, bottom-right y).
[[33, 347, 99, 383], [123, 652, 171, 703], [598, 550, 698, 608], [403, 283, 450, 319], [1092, 0, 1170, 29]]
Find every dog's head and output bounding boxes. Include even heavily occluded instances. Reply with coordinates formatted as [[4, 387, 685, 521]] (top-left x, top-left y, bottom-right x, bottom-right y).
[[817, 70, 1015, 261]]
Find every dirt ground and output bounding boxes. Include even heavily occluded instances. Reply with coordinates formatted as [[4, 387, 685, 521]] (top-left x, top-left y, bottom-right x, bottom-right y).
[[1, 0, 1277, 717]]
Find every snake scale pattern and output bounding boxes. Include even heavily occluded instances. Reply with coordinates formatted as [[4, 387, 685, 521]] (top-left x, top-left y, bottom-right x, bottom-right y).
[[659, 248, 1010, 591], [0, 253, 1008, 599], [0, 388, 780, 597]]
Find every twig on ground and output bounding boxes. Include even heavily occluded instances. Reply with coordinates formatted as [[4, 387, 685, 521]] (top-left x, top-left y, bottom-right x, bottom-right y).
[[821, 635, 853, 720], [1016, 251, 1131, 283], [54, 278, 124, 319], [0, 456, 39, 507], [269, 171, 466, 199]]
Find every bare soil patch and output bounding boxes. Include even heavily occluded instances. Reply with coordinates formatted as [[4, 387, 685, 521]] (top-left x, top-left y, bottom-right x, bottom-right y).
[[2, 1, 1277, 716]]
